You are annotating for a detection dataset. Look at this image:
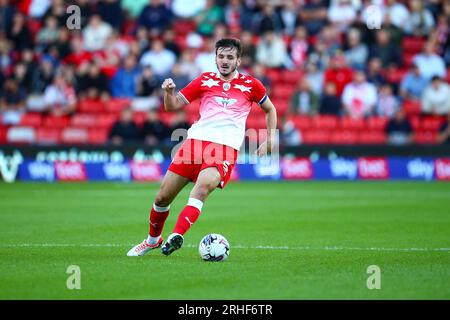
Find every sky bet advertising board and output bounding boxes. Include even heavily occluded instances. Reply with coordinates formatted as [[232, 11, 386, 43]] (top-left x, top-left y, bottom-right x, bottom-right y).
[[1, 149, 449, 182]]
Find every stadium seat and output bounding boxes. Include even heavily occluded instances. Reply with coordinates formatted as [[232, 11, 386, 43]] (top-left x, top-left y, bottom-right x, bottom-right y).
[[105, 98, 131, 113], [402, 52, 416, 67], [61, 127, 89, 144], [410, 116, 421, 131], [133, 112, 147, 127], [302, 130, 330, 144], [312, 115, 338, 130], [97, 114, 118, 129], [89, 129, 109, 145], [420, 116, 444, 131], [358, 130, 386, 145], [402, 37, 426, 54], [289, 115, 312, 131], [43, 115, 70, 128], [281, 69, 303, 85], [7, 126, 36, 144], [0, 126, 8, 144], [329, 130, 358, 145], [384, 68, 408, 84], [414, 131, 437, 144], [266, 69, 282, 83], [71, 114, 98, 128], [366, 117, 388, 131], [36, 128, 61, 145], [403, 100, 422, 116], [339, 117, 365, 131], [19, 113, 42, 127], [77, 99, 105, 113], [271, 84, 295, 99]]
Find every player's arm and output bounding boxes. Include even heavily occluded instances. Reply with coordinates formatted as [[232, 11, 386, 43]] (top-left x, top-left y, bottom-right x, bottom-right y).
[[257, 97, 278, 157], [161, 78, 185, 112]]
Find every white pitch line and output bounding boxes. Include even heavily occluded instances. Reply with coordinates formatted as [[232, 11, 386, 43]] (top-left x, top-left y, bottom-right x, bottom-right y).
[[0, 243, 449, 252]]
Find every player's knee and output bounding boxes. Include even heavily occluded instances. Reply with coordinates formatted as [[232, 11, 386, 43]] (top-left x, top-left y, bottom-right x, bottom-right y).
[[154, 192, 171, 207]]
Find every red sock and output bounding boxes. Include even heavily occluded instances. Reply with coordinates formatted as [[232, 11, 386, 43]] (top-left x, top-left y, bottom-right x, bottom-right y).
[[172, 204, 201, 235], [149, 204, 170, 237]]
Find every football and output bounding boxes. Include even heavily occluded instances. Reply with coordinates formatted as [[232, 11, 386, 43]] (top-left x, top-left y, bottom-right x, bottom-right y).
[[198, 234, 230, 261]]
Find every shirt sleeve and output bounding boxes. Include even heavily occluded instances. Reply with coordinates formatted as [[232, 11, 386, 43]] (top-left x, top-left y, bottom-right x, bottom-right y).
[[178, 75, 203, 104], [252, 77, 268, 105]]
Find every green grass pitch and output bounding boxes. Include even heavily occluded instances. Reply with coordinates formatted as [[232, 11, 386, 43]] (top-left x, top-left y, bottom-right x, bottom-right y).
[[0, 181, 449, 299]]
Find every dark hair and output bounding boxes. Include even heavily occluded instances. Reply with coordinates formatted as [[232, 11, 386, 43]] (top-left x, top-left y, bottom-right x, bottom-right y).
[[215, 38, 242, 58], [431, 75, 441, 82]]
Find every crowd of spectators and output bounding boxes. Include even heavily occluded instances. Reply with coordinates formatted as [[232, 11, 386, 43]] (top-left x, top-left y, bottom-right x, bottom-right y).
[[0, 0, 450, 146]]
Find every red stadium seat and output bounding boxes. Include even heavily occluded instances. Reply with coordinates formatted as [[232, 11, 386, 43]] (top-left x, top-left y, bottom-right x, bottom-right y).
[[133, 112, 147, 127], [281, 69, 303, 85], [358, 130, 386, 144], [402, 37, 426, 54], [420, 116, 444, 131], [271, 84, 295, 99], [410, 116, 421, 131], [402, 52, 416, 67], [302, 130, 330, 144], [414, 131, 437, 144], [71, 114, 98, 128], [105, 98, 131, 113], [266, 68, 282, 83], [77, 99, 106, 113], [329, 130, 358, 145], [36, 128, 61, 145], [89, 129, 109, 145], [97, 114, 118, 129], [288, 115, 312, 131], [43, 115, 70, 128], [61, 127, 89, 144], [384, 68, 408, 84], [312, 115, 338, 130], [19, 113, 42, 127], [403, 100, 422, 116], [339, 117, 365, 131], [366, 117, 388, 131], [0, 126, 9, 144]]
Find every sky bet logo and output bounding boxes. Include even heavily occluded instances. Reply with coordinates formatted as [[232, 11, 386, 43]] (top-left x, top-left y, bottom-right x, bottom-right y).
[[365, 5, 382, 30]]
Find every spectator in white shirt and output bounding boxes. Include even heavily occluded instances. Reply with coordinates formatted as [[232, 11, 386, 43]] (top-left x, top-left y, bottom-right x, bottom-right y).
[[328, 0, 357, 33], [194, 37, 217, 73], [140, 39, 176, 77], [342, 70, 378, 118], [384, 0, 410, 31], [82, 14, 113, 52], [256, 31, 290, 68], [413, 42, 446, 81], [405, 0, 435, 36], [421, 76, 450, 115], [44, 74, 77, 116]]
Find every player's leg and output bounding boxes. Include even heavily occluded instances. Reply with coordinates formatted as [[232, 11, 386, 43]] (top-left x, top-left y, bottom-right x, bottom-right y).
[[127, 171, 190, 256], [162, 167, 221, 256]]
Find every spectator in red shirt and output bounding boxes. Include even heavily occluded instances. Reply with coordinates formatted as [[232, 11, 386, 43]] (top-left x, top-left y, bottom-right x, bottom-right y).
[[323, 53, 353, 97]]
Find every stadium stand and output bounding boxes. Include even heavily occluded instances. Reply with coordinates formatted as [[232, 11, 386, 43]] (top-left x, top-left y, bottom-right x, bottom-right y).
[[0, 0, 449, 147]]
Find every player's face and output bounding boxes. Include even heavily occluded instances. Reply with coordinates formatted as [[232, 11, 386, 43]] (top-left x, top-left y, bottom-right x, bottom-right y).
[[215, 47, 241, 77]]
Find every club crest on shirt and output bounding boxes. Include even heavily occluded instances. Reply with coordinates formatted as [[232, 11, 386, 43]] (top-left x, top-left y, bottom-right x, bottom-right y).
[[214, 96, 237, 108], [223, 82, 231, 91]]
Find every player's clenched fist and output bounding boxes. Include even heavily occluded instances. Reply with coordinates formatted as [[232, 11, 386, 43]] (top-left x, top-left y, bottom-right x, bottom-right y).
[[162, 78, 176, 92]]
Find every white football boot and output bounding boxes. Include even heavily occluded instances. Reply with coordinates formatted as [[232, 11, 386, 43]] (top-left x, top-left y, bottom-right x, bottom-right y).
[[127, 237, 164, 256]]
